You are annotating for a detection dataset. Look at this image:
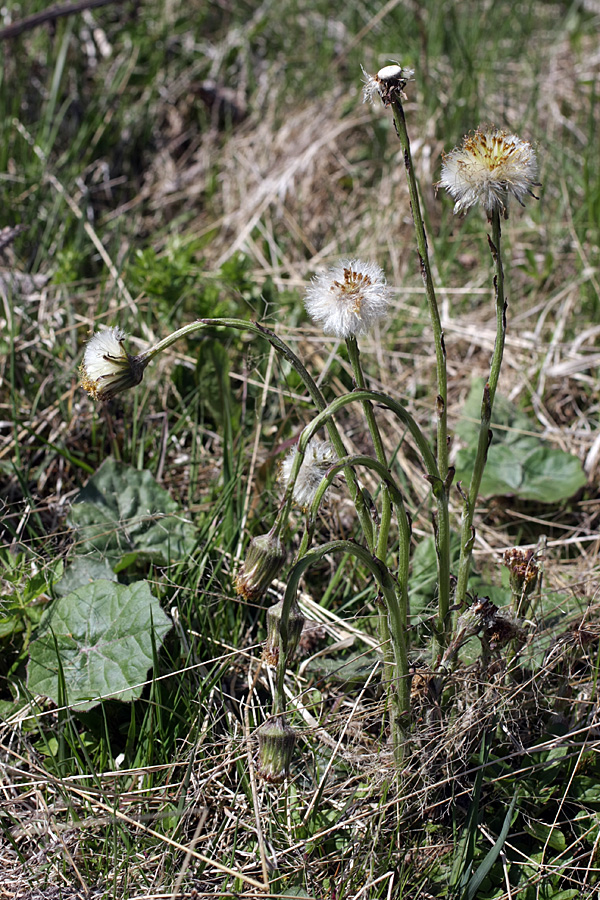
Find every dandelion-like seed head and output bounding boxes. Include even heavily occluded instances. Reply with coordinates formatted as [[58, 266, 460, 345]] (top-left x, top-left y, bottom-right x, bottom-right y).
[[279, 438, 337, 510], [80, 327, 148, 402], [362, 64, 414, 106], [439, 128, 539, 218], [304, 259, 389, 340]]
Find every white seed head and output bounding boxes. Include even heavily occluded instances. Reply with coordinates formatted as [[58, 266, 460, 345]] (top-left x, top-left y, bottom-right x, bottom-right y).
[[439, 128, 539, 217], [304, 258, 390, 339], [280, 438, 337, 510], [80, 327, 147, 401]]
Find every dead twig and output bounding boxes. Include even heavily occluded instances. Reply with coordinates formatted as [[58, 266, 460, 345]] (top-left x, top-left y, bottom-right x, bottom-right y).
[[0, 0, 124, 41]]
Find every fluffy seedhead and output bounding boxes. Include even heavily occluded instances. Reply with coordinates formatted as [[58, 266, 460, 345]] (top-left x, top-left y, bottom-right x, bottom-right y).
[[304, 258, 389, 339], [439, 128, 539, 217], [279, 438, 337, 510]]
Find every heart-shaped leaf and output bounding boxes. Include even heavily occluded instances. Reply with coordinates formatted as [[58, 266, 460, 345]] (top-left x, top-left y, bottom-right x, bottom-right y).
[[68, 458, 195, 564], [28, 579, 171, 710], [455, 381, 586, 502]]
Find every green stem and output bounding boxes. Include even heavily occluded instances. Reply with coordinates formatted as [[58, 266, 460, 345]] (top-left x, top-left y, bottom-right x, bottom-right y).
[[275, 540, 410, 767], [455, 209, 506, 608], [138, 316, 374, 549], [345, 336, 392, 559], [389, 95, 451, 649], [296, 388, 439, 482]]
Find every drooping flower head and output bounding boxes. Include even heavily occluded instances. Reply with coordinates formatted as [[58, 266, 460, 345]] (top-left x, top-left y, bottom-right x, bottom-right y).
[[80, 327, 148, 401], [304, 259, 390, 340], [439, 128, 539, 218], [234, 531, 287, 602], [256, 715, 296, 783], [279, 438, 337, 510], [362, 64, 414, 106]]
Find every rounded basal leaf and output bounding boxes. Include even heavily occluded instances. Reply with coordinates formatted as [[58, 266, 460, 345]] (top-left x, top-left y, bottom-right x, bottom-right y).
[[54, 557, 117, 597], [68, 458, 196, 564], [27, 580, 171, 710], [455, 381, 586, 502]]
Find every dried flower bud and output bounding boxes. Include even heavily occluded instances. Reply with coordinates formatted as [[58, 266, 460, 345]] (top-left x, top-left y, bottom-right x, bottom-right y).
[[263, 599, 305, 667], [456, 596, 498, 640], [503, 548, 540, 600], [234, 532, 286, 602], [448, 596, 524, 660], [256, 715, 296, 783], [279, 438, 337, 510], [80, 327, 149, 401], [361, 64, 414, 106]]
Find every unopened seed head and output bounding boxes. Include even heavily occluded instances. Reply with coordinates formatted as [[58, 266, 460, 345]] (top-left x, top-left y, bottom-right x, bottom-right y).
[[80, 327, 148, 401], [256, 715, 296, 783], [234, 532, 287, 602]]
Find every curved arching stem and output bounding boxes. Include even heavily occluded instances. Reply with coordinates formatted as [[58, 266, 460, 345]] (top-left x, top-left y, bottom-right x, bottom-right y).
[[274, 539, 410, 766]]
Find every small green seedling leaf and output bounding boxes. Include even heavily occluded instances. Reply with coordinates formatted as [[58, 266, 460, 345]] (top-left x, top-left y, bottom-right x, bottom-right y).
[[27, 579, 171, 710]]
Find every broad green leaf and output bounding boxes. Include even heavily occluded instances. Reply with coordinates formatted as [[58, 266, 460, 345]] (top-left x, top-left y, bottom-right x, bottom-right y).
[[68, 458, 196, 564], [519, 446, 587, 503], [524, 820, 567, 852], [455, 381, 586, 502], [54, 557, 117, 597], [27, 579, 171, 710]]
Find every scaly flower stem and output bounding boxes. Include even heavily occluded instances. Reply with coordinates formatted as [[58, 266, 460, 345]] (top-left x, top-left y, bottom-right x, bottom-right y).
[[345, 337, 411, 726], [140, 317, 375, 550], [390, 95, 451, 650], [345, 337, 392, 556], [275, 540, 410, 768], [455, 209, 506, 608]]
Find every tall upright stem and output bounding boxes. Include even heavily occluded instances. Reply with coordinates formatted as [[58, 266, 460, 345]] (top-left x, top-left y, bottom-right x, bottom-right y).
[[345, 337, 412, 751], [389, 96, 451, 650], [455, 209, 506, 607]]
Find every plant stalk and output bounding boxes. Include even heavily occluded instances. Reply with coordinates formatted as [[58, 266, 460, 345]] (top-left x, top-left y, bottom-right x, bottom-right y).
[[389, 95, 451, 650], [455, 209, 506, 608]]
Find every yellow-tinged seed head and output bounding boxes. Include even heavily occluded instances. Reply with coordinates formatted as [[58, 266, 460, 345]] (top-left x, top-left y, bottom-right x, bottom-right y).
[[304, 258, 389, 339], [439, 127, 539, 217]]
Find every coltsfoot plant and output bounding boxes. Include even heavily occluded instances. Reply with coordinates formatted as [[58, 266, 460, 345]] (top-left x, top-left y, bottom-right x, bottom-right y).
[[80, 64, 540, 775]]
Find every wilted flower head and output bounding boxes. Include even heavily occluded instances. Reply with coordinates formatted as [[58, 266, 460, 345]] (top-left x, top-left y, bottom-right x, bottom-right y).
[[234, 531, 286, 602], [503, 548, 540, 600], [263, 598, 305, 667], [256, 715, 296, 783], [280, 438, 337, 510], [80, 327, 148, 401], [304, 259, 389, 339], [439, 128, 539, 217], [362, 64, 414, 106]]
